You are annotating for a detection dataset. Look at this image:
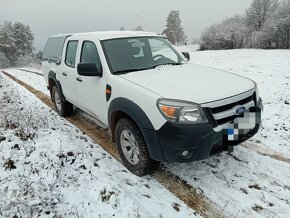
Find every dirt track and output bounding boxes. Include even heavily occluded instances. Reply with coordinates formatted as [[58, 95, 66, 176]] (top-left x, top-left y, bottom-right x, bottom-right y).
[[1, 70, 224, 218]]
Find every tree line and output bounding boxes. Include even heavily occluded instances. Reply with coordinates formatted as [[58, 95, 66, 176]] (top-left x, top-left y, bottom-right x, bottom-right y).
[[199, 0, 290, 50]]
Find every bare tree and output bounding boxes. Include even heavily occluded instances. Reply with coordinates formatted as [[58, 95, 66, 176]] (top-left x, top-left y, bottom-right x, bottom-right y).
[[263, 0, 290, 48], [199, 0, 290, 49], [245, 0, 278, 31]]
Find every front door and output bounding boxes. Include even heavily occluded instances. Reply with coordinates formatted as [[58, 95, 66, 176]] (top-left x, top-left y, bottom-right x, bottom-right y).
[[75, 40, 107, 123]]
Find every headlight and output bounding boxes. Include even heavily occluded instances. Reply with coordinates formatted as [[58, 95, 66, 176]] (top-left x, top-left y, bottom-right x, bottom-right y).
[[157, 99, 207, 124]]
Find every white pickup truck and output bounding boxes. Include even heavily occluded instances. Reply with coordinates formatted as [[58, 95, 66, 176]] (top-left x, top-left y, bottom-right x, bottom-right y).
[[42, 31, 263, 176]]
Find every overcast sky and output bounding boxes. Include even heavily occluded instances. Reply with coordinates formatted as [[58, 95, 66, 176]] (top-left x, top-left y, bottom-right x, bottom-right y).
[[0, 0, 252, 51]]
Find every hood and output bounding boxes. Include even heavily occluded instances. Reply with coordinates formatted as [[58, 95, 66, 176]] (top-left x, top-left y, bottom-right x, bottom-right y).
[[119, 63, 255, 104]]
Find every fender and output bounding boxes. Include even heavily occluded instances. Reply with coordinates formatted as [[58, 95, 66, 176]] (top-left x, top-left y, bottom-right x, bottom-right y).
[[48, 71, 66, 101], [108, 97, 165, 161]]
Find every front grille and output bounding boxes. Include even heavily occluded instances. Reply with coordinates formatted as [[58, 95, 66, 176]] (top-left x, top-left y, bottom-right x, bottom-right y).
[[216, 115, 238, 125], [211, 95, 253, 114], [203, 93, 255, 127]]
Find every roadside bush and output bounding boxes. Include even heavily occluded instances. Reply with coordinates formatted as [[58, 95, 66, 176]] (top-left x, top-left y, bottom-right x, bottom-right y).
[[0, 84, 47, 142], [15, 54, 36, 68], [200, 16, 250, 50]]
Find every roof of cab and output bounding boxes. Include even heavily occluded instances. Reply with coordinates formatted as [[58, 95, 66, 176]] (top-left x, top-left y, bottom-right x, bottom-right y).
[[50, 31, 161, 41]]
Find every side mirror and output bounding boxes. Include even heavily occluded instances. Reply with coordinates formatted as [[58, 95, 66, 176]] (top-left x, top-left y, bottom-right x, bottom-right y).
[[77, 63, 103, 77], [182, 52, 190, 61]]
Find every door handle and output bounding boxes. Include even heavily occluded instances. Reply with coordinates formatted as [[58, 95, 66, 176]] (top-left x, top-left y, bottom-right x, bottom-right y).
[[62, 72, 67, 76], [76, 77, 82, 82]]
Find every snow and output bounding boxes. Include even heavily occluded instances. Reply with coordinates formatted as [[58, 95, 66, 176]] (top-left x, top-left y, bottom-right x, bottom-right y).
[[4, 68, 49, 95], [167, 146, 290, 217], [176, 44, 200, 53], [167, 49, 290, 217], [188, 49, 290, 157], [1, 48, 290, 217], [0, 74, 195, 217]]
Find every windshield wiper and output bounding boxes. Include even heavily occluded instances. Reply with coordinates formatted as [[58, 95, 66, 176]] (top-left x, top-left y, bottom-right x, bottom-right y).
[[113, 68, 150, 75], [152, 62, 182, 68], [114, 63, 183, 74]]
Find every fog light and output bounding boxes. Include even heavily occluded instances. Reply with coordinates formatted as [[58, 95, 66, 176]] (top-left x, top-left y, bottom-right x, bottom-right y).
[[181, 150, 189, 157], [176, 149, 194, 160]]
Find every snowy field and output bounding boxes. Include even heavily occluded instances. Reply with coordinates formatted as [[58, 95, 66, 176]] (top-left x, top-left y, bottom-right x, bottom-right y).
[[1, 48, 290, 217], [189, 49, 290, 156]]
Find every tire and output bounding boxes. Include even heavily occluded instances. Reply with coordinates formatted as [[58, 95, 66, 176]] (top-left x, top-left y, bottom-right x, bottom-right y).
[[115, 118, 159, 176], [51, 86, 73, 117]]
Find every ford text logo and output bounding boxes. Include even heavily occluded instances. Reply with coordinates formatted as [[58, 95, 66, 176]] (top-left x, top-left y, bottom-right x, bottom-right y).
[[233, 105, 246, 115]]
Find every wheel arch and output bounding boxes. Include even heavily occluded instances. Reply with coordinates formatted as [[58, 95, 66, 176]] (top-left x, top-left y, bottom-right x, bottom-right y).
[[48, 71, 66, 101], [108, 97, 165, 161]]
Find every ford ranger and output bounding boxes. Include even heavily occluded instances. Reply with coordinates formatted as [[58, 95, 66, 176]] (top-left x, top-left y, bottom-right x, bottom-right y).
[[42, 31, 263, 176]]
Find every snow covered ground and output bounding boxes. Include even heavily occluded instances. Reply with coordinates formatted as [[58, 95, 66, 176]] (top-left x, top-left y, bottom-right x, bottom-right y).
[[189, 49, 290, 157], [1, 48, 290, 217], [0, 75, 195, 217], [170, 49, 290, 217]]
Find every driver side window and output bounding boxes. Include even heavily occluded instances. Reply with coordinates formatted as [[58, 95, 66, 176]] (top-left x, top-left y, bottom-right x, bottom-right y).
[[149, 38, 178, 62], [80, 41, 102, 71]]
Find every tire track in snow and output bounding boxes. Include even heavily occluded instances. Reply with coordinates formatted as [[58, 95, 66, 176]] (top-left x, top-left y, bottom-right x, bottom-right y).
[[18, 68, 43, 76], [243, 141, 290, 164], [1, 70, 224, 218]]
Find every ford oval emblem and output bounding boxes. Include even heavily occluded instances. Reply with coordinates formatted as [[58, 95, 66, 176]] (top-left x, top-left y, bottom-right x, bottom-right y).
[[233, 105, 246, 115]]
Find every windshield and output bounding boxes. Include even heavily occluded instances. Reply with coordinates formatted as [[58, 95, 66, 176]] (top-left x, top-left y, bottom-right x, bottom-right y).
[[101, 36, 185, 74]]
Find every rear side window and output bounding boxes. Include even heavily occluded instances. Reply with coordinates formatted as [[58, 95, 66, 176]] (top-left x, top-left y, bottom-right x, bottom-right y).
[[80, 41, 102, 70], [65, 41, 78, 68], [43, 37, 66, 61]]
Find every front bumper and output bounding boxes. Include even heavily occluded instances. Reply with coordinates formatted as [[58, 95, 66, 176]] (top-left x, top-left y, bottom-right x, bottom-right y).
[[156, 122, 222, 162], [145, 104, 262, 162]]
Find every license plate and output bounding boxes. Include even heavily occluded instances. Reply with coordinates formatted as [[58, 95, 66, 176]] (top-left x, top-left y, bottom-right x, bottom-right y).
[[226, 110, 258, 141]]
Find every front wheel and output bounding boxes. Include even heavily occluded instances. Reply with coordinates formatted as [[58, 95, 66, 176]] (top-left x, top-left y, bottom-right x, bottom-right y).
[[115, 118, 159, 176], [51, 86, 73, 117]]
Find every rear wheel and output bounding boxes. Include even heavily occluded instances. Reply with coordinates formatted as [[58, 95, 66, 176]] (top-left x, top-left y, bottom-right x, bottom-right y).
[[115, 118, 159, 176], [51, 86, 73, 117]]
